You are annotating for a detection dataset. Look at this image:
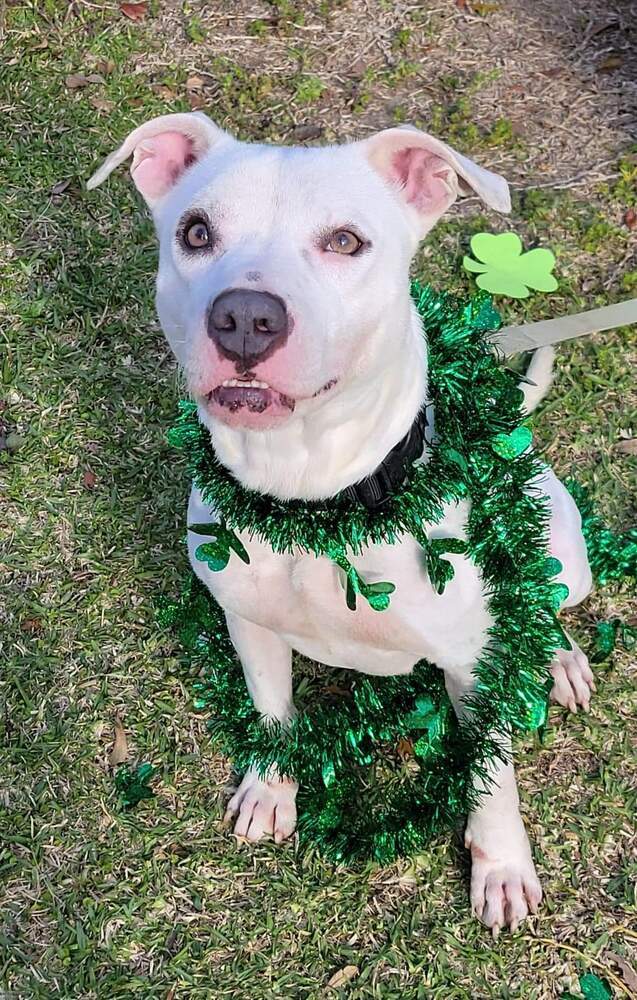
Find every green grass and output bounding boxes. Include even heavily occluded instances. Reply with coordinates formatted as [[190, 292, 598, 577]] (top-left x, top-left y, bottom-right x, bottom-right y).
[[1, 3, 636, 997]]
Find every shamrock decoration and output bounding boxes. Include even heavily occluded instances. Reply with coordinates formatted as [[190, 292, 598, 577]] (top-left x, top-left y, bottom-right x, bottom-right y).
[[404, 695, 449, 758], [561, 972, 612, 1000], [593, 617, 637, 662], [114, 762, 157, 808], [190, 522, 250, 572], [463, 232, 558, 298], [420, 536, 467, 595], [329, 546, 396, 611], [491, 425, 533, 460]]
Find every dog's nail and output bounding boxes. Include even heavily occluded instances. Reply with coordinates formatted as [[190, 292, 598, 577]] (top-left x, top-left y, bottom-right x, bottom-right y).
[[509, 918, 519, 933], [492, 924, 500, 940]]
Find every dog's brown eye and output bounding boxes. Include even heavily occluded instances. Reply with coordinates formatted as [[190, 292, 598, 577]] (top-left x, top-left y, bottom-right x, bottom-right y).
[[326, 229, 362, 255], [184, 220, 210, 249]]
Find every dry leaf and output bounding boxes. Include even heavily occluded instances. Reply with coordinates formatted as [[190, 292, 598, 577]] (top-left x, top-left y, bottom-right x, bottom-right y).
[[86, 72, 106, 85], [396, 737, 414, 758], [21, 618, 43, 634], [327, 966, 359, 989], [152, 84, 177, 100], [51, 178, 72, 195], [624, 208, 637, 230], [66, 73, 89, 89], [598, 53, 623, 72], [607, 952, 637, 993], [615, 438, 637, 455], [186, 74, 205, 91], [292, 123, 324, 141], [90, 96, 115, 112], [95, 58, 116, 76], [109, 717, 129, 766], [83, 469, 97, 489], [187, 93, 207, 110], [120, 2, 148, 21]]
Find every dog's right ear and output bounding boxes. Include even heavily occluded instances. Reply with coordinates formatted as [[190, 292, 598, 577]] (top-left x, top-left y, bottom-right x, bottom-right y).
[[87, 112, 230, 207]]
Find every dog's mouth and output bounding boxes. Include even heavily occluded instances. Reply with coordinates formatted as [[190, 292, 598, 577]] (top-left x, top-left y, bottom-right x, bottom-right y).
[[204, 376, 338, 418], [208, 378, 296, 414]]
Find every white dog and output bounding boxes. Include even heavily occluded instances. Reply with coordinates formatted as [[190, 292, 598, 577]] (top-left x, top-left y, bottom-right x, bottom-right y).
[[90, 113, 595, 934]]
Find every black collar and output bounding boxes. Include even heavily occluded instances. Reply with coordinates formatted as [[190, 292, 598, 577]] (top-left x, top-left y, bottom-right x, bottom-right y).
[[340, 405, 432, 510]]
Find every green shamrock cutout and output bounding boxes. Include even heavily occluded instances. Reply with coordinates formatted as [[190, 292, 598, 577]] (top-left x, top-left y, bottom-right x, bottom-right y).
[[115, 762, 157, 809], [344, 569, 395, 612], [404, 696, 448, 759], [190, 522, 250, 572], [561, 972, 612, 1000], [422, 536, 467, 595], [492, 425, 533, 460], [463, 232, 558, 298]]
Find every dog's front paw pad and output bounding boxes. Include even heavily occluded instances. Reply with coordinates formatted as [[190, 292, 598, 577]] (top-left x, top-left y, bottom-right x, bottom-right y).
[[550, 640, 595, 713], [223, 769, 298, 844], [470, 850, 542, 936]]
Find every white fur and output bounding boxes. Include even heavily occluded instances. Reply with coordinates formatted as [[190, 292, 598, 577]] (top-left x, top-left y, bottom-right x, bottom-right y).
[[90, 115, 594, 934]]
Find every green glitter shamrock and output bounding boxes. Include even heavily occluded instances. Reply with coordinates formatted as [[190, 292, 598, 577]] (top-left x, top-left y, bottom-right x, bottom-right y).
[[463, 232, 558, 298], [114, 763, 157, 808], [420, 536, 467, 595], [561, 972, 612, 1000], [190, 522, 250, 572]]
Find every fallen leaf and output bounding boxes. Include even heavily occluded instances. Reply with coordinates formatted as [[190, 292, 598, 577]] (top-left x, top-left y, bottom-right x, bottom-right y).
[[120, 2, 148, 21], [623, 207, 637, 230], [95, 58, 116, 76], [21, 618, 43, 634], [615, 438, 637, 455], [89, 96, 115, 112], [31, 39, 49, 50], [598, 53, 623, 73], [83, 469, 97, 489], [152, 84, 177, 100], [186, 74, 205, 91], [66, 73, 90, 89], [187, 93, 207, 110], [51, 178, 72, 195], [292, 123, 324, 141], [397, 737, 414, 758], [541, 66, 564, 78], [455, 0, 471, 8], [607, 953, 637, 992], [109, 717, 129, 766], [328, 966, 359, 989], [1, 431, 24, 452]]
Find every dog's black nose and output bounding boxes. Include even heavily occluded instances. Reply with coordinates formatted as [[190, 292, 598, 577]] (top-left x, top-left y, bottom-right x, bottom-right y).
[[208, 289, 289, 370]]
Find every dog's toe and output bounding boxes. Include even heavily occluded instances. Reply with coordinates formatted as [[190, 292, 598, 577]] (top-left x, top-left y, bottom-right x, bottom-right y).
[[224, 768, 298, 844], [550, 637, 594, 713], [470, 853, 542, 935]]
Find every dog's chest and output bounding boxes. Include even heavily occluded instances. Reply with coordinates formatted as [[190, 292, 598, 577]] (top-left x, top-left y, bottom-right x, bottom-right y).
[[187, 487, 489, 674]]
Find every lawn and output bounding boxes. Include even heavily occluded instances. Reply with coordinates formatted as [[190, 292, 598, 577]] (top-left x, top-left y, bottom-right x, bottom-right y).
[[1, 2, 636, 997]]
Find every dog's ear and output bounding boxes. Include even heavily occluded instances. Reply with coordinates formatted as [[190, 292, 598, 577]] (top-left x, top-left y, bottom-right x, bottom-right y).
[[363, 126, 510, 235], [87, 112, 231, 207]]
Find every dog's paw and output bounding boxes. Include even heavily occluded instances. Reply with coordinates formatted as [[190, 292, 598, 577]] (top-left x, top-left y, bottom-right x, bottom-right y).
[[550, 636, 595, 713], [469, 850, 542, 937], [465, 821, 542, 936], [223, 767, 298, 844]]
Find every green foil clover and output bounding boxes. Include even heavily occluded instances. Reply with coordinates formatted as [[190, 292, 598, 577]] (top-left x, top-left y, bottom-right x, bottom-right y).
[[404, 696, 449, 758], [114, 763, 157, 808], [492, 425, 533, 460], [420, 536, 467, 595], [463, 232, 558, 298], [190, 522, 250, 572], [561, 973, 612, 1000], [330, 547, 396, 611]]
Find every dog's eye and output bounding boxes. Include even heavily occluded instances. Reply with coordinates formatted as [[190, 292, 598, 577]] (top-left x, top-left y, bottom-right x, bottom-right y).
[[184, 220, 211, 249], [325, 229, 362, 255]]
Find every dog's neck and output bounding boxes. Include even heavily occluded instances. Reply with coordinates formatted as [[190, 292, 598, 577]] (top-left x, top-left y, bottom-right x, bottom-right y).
[[205, 304, 428, 501]]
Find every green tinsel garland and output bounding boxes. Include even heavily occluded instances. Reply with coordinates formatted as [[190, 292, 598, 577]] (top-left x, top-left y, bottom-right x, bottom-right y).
[[159, 283, 634, 863]]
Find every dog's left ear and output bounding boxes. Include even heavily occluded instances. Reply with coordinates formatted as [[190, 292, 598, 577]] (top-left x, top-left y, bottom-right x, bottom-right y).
[[364, 126, 511, 236]]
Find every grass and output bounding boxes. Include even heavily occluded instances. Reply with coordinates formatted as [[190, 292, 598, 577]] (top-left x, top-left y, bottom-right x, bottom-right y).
[[1, 2, 636, 997]]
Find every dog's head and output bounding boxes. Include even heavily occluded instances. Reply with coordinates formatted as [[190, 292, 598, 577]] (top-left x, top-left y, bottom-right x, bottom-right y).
[[89, 113, 509, 431]]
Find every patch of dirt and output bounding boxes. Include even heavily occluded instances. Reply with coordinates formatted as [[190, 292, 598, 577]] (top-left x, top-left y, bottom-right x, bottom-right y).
[[138, 0, 636, 196]]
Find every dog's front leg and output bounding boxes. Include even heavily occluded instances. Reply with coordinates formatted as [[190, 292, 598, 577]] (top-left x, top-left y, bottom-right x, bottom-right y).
[[445, 670, 542, 936], [222, 612, 298, 843]]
